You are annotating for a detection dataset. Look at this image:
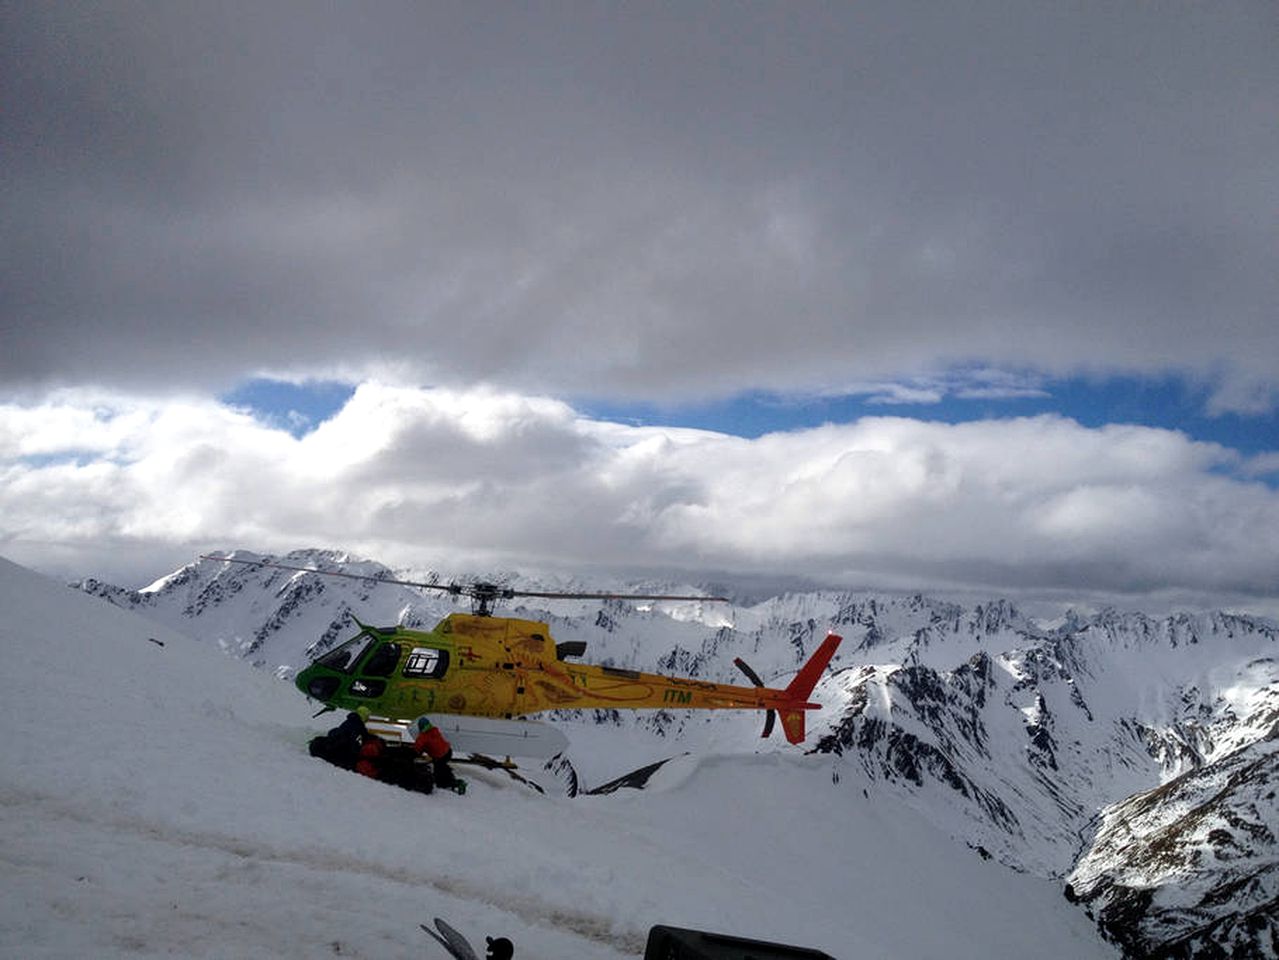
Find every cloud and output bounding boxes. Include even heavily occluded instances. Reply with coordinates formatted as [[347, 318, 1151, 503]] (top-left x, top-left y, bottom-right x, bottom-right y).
[[2, 385, 1275, 609], [1243, 452, 1279, 480], [2, 3, 1276, 411], [820, 369, 1051, 406], [1206, 375, 1279, 418]]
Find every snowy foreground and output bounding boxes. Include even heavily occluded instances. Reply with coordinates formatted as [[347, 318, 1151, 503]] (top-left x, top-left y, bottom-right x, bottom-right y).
[[0, 557, 1114, 959]]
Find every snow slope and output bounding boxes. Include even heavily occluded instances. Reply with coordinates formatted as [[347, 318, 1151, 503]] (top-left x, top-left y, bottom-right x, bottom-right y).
[[0, 555, 1114, 959]]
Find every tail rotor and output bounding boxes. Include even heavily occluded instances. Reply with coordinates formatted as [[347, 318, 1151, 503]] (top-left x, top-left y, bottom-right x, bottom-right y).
[[734, 657, 776, 739]]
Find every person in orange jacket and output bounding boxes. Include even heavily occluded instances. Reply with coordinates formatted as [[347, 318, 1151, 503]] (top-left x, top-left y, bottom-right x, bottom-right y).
[[412, 716, 463, 792], [353, 733, 386, 780]]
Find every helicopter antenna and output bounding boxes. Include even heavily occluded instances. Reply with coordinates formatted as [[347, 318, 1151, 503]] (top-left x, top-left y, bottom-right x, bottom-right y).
[[199, 555, 729, 615]]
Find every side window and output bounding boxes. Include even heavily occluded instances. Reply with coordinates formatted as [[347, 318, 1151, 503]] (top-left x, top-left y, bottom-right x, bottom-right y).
[[403, 646, 449, 679], [361, 642, 401, 678]]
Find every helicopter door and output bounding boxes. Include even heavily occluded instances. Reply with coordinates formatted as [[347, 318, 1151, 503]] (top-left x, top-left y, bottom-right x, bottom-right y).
[[346, 642, 401, 699], [360, 642, 401, 677]]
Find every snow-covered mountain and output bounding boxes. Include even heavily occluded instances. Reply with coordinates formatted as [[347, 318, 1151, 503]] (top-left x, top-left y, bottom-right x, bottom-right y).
[[1068, 730, 1279, 958], [77, 549, 1279, 957], [2, 552, 1114, 960]]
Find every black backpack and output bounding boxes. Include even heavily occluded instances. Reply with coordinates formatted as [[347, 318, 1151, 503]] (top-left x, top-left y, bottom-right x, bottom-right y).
[[308, 712, 367, 770]]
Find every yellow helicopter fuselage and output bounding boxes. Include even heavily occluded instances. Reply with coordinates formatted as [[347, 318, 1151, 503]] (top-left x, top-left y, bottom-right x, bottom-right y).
[[296, 612, 840, 743]]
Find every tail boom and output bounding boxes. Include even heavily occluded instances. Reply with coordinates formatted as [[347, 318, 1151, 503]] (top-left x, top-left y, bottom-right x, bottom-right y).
[[528, 632, 843, 745]]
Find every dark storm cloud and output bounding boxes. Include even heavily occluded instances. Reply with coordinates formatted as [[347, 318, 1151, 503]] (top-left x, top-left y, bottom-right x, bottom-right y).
[[3, 2, 1276, 405]]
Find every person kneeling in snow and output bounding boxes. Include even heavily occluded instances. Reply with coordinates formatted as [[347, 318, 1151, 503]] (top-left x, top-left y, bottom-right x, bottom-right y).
[[308, 709, 462, 795], [412, 716, 463, 793], [307, 707, 370, 771], [355, 733, 439, 794], [307, 707, 427, 792]]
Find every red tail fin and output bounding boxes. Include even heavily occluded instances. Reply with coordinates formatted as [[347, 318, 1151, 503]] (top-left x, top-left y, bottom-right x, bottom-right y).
[[777, 632, 842, 744]]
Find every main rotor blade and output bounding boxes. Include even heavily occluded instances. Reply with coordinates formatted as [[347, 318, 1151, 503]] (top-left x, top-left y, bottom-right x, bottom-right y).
[[501, 586, 730, 603], [199, 555, 728, 604]]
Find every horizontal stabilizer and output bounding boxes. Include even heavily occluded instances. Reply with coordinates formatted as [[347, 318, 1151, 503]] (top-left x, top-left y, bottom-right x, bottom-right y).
[[778, 633, 842, 745]]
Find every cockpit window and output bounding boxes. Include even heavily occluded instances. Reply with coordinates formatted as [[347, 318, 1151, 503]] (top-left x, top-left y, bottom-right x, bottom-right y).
[[403, 646, 449, 679], [316, 633, 377, 674]]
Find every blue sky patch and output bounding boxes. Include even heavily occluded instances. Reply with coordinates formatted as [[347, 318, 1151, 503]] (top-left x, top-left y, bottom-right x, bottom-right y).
[[220, 379, 356, 438], [220, 374, 1277, 483], [577, 373, 1279, 459], [19, 451, 111, 469]]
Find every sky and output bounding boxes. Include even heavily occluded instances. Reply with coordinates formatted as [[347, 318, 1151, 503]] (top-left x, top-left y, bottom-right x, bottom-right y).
[[2, 2, 1277, 612]]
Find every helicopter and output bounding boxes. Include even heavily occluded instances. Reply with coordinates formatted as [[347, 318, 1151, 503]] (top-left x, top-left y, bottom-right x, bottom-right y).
[[203, 555, 842, 747]]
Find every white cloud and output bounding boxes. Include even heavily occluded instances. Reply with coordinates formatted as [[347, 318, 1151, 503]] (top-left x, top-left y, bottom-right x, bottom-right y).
[[1206, 375, 1279, 417], [1243, 452, 1279, 479], [818, 369, 1051, 407], [2, 385, 1275, 608]]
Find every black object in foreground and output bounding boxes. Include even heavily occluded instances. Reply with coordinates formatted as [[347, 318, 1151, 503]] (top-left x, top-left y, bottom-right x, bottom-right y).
[[421, 918, 480, 960], [644, 925, 836, 960]]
